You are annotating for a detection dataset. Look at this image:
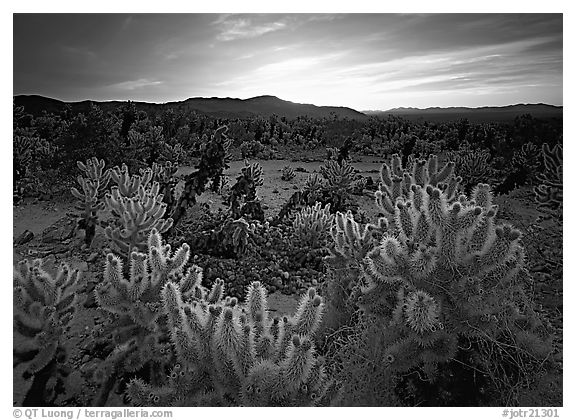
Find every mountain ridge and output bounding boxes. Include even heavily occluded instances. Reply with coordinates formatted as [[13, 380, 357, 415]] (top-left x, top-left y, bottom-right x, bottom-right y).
[[13, 94, 369, 121], [363, 103, 562, 122]]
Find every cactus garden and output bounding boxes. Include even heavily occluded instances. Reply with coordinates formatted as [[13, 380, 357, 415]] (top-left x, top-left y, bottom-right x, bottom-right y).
[[13, 13, 563, 409], [13, 103, 563, 408]]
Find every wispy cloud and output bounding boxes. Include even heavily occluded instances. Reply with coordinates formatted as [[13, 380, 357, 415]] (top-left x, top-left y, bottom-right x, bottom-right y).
[[60, 45, 96, 60], [213, 15, 288, 42], [106, 78, 163, 90], [120, 16, 133, 31]]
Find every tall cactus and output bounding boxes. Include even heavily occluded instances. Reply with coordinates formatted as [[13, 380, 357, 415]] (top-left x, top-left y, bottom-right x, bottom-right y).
[[71, 157, 111, 246], [170, 126, 231, 228], [91, 228, 194, 405]]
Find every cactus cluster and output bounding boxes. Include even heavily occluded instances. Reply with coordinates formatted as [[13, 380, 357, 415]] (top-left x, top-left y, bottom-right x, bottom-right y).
[[188, 217, 255, 258], [171, 126, 231, 227], [91, 228, 194, 405], [71, 157, 111, 246], [292, 202, 334, 249], [281, 165, 296, 181], [359, 182, 549, 373], [126, 277, 330, 406], [276, 159, 364, 221], [448, 149, 493, 193], [323, 154, 553, 403], [150, 161, 179, 216], [104, 164, 173, 257], [13, 259, 82, 405], [320, 159, 359, 194], [228, 160, 265, 221], [510, 142, 542, 184], [534, 143, 562, 210], [375, 154, 460, 222]]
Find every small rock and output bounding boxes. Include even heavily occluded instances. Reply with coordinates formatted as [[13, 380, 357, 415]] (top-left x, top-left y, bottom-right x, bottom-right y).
[[87, 253, 99, 263], [14, 230, 34, 245]]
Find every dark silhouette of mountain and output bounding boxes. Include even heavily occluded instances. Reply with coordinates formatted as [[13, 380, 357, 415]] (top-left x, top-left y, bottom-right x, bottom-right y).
[[14, 94, 368, 120], [364, 104, 562, 122]]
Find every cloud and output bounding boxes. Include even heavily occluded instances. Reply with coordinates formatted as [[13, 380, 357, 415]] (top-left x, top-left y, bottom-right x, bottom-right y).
[[60, 45, 96, 60], [121, 16, 133, 31], [213, 15, 288, 42], [106, 78, 163, 90]]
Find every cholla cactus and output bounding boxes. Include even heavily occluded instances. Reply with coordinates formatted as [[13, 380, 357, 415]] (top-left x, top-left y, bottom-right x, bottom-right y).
[[14, 259, 82, 405], [324, 156, 552, 398], [218, 218, 254, 257], [375, 153, 460, 221], [292, 202, 334, 248], [171, 126, 231, 227], [95, 228, 192, 326], [105, 164, 173, 258], [534, 143, 562, 210], [448, 149, 493, 193], [126, 281, 330, 406], [360, 183, 550, 375], [150, 161, 179, 216], [92, 229, 197, 405], [320, 159, 358, 192], [326, 147, 338, 161], [511, 142, 541, 184], [327, 210, 387, 266], [229, 161, 265, 221], [71, 157, 111, 246], [281, 165, 296, 181]]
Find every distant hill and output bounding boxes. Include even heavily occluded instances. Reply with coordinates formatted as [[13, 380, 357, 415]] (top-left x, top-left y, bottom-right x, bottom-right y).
[[364, 104, 563, 122], [14, 94, 369, 121]]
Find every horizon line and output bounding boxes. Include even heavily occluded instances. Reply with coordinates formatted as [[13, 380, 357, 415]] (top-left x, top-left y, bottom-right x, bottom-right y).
[[13, 92, 564, 112]]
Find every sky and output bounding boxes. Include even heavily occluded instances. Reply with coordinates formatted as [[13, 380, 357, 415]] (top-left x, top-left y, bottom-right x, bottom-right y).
[[13, 13, 563, 110]]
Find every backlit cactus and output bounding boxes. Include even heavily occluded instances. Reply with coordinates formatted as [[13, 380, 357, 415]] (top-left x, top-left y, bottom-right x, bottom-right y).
[[126, 280, 330, 406], [292, 202, 334, 248], [71, 157, 111, 246], [92, 228, 197, 405], [13, 259, 82, 405], [375, 153, 461, 221], [324, 156, 552, 401], [104, 164, 173, 257]]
